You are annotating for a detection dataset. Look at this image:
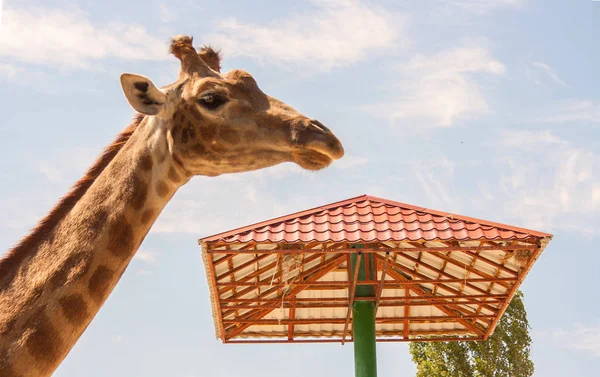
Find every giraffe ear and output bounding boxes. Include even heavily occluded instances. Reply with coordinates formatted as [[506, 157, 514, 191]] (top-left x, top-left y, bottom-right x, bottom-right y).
[[120, 73, 167, 115]]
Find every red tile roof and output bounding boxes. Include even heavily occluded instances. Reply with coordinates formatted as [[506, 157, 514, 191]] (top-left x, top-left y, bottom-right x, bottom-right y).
[[199, 195, 552, 244]]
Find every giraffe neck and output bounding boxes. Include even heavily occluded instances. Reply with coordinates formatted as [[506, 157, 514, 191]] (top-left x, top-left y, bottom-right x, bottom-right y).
[[0, 117, 189, 377]]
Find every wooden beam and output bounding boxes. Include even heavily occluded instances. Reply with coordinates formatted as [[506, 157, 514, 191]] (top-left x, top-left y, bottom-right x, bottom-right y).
[[236, 329, 477, 339], [342, 253, 362, 345], [223, 315, 495, 325], [215, 277, 516, 288], [287, 253, 306, 341], [403, 288, 410, 339], [206, 249, 227, 342], [207, 245, 538, 255], [374, 252, 389, 314], [225, 336, 485, 344], [227, 257, 241, 319], [213, 253, 236, 266], [220, 293, 506, 304], [220, 298, 503, 310], [287, 299, 296, 341]]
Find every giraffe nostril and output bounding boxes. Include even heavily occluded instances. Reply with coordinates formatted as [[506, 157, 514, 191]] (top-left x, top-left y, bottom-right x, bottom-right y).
[[309, 120, 331, 134]]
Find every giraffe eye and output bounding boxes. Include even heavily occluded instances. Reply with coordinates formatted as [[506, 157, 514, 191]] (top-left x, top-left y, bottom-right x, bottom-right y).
[[198, 93, 228, 110]]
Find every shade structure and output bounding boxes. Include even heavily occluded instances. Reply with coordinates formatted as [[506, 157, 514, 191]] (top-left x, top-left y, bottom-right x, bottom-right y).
[[198, 194, 552, 344]]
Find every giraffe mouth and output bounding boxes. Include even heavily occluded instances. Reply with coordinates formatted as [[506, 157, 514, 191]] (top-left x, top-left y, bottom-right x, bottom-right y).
[[293, 121, 344, 170], [293, 149, 335, 171]]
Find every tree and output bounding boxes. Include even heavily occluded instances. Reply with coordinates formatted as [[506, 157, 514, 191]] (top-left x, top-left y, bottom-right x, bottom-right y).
[[409, 290, 534, 377]]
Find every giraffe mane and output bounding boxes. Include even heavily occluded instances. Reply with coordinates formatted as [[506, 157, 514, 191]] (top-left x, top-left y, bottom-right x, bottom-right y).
[[0, 113, 146, 283]]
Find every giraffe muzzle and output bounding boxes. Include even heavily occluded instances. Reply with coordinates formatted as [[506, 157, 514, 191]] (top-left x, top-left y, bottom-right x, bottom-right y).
[[303, 119, 345, 160]]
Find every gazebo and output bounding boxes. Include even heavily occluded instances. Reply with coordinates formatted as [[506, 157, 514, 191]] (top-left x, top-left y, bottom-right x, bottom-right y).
[[198, 194, 552, 376]]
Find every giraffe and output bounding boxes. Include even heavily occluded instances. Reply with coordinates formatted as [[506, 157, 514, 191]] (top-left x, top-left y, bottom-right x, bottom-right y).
[[0, 35, 344, 377]]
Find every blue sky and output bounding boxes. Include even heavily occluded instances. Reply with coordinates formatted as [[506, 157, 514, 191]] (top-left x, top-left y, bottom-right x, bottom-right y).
[[1, 0, 599, 375]]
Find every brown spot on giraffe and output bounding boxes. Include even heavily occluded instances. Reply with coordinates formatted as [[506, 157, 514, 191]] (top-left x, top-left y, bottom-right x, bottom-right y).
[[115, 173, 146, 209], [155, 180, 169, 198], [24, 310, 64, 369], [88, 266, 114, 302], [167, 167, 181, 183], [49, 253, 92, 290], [59, 294, 89, 324], [83, 209, 109, 237], [141, 208, 156, 225], [138, 154, 153, 171], [130, 178, 148, 211], [107, 219, 134, 259]]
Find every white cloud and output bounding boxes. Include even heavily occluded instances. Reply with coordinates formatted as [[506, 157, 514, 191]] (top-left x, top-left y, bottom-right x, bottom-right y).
[[332, 155, 369, 170], [541, 322, 600, 358], [539, 100, 600, 124], [245, 184, 260, 203], [134, 249, 158, 264], [152, 198, 225, 235], [30, 146, 99, 184], [365, 42, 505, 127], [498, 131, 600, 233], [0, 5, 168, 70], [445, 0, 523, 14], [0, 197, 44, 232], [500, 130, 563, 148], [207, 0, 404, 70], [530, 61, 568, 87], [159, 3, 177, 23], [0, 63, 19, 79], [136, 269, 154, 277], [413, 156, 460, 211]]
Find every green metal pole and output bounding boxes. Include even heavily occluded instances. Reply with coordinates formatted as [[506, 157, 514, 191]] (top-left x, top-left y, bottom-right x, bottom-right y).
[[353, 301, 377, 377], [350, 246, 377, 377]]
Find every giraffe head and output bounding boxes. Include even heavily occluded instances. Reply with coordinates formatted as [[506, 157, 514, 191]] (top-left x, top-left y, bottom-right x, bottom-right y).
[[120, 35, 344, 177]]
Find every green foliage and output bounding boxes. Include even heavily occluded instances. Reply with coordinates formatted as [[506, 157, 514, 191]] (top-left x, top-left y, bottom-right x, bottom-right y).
[[409, 291, 534, 377]]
